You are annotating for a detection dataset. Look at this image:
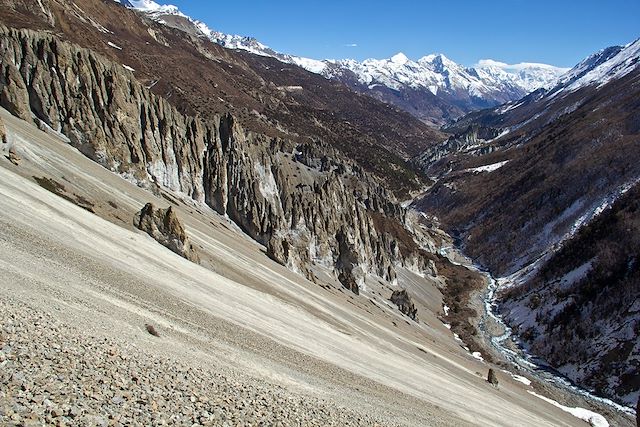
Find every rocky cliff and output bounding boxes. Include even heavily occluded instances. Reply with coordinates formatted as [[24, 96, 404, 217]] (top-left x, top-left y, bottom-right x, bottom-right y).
[[134, 203, 199, 262], [0, 26, 440, 292], [1, 0, 446, 200]]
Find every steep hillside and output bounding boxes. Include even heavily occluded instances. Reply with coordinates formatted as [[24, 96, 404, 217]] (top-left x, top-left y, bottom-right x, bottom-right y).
[[500, 182, 640, 406], [415, 39, 640, 406], [1, 105, 614, 426], [0, 0, 444, 198], [416, 39, 640, 277], [0, 23, 453, 298]]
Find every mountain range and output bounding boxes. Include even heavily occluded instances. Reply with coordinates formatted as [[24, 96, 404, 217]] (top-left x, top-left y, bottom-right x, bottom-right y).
[[0, 0, 639, 424], [117, 0, 569, 125]]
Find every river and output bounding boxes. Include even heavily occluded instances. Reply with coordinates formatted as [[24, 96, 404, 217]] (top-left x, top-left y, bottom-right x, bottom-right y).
[[439, 246, 636, 417]]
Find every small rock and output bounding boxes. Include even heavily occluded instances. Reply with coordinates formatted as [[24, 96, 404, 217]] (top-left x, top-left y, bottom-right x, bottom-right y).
[[7, 147, 20, 165], [0, 116, 6, 144], [145, 324, 160, 337]]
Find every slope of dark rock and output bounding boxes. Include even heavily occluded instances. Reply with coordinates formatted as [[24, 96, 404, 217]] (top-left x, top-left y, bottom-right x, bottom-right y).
[[415, 41, 640, 406], [389, 289, 418, 321], [416, 68, 640, 277]]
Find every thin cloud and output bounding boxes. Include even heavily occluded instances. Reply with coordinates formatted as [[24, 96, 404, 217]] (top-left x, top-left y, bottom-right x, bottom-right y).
[[344, 43, 358, 47]]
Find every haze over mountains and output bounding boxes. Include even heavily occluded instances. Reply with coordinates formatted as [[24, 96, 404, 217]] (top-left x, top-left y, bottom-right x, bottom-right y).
[[0, 0, 639, 425]]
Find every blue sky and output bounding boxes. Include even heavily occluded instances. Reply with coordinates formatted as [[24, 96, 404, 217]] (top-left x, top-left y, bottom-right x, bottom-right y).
[[168, 0, 640, 67]]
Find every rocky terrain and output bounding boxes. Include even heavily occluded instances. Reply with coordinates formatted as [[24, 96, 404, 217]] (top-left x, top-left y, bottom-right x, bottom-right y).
[[0, 298, 396, 426], [2, 105, 618, 426], [0, 24, 447, 294], [134, 203, 199, 262], [0, 0, 638, 425]]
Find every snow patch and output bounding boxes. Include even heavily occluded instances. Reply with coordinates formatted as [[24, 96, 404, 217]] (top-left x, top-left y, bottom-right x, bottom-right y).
[[107, 41, 122, 50], [466, 160, 509, 173], [510, 374, 532, 386], [528, 391, 609, 427], [471, 351, 484, 361], [443, 304, 450, 316]]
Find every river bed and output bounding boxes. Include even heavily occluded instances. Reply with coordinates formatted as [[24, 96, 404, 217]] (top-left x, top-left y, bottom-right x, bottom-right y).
[[439, 246, 636, 418]]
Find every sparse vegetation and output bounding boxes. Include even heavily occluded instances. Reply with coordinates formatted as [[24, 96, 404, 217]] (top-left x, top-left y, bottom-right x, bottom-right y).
[[33, 176, 96, 213], [500, 182, 640, 404]]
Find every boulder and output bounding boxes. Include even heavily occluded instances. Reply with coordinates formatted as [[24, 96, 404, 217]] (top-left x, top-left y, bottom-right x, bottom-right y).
[[0, 115, 6, 144], [335, 229, 361, 294], [487, 368, 499, 387], [134, 203, 199, 263], [7, 147, 20, 165], [266, 235, 290, 265], [338, 270, 360, 295], [390, 289, 418, 321]]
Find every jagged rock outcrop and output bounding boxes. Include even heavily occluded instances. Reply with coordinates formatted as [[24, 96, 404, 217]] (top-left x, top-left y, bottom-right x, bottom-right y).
[[412, 125, 501, 173], [6, 147, 20, 165], [389, 289, 418, 321], [134, 203, 199, 263], [0, 26, 440, 292]]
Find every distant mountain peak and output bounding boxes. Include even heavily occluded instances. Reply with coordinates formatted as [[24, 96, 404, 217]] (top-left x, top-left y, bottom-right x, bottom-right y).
[[390, 52, 409, 64], [122, 0, 182, 15], [114, 0, 570, 124], [552, 38, 640, 93]]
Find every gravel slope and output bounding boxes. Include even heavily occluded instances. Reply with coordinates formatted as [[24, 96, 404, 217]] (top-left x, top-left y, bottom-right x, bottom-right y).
[[0, 108, 590, 426]]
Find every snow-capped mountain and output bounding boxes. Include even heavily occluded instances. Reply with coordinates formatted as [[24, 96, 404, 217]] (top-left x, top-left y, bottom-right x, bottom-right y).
[[114, 0, 568, 125], [550, 38, 640, 94], [323, 53, 566, 97]]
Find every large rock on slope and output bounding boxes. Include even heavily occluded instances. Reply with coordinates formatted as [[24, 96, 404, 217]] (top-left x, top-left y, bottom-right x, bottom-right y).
[[0, 115, 6, 144], [389, 289, 418, 321], [134, 203, 199, 263], [0, 26, 440, 293]]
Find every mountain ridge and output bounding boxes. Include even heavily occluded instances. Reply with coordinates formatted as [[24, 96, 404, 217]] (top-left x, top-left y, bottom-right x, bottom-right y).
[[112, 0, 568, 125]]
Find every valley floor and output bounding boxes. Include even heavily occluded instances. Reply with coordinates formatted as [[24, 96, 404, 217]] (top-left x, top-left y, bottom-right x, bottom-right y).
[[0, 108, 611, 426]]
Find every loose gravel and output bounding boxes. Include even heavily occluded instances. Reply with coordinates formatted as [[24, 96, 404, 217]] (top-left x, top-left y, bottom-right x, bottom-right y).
[[0, 297, 392, 426]]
